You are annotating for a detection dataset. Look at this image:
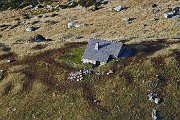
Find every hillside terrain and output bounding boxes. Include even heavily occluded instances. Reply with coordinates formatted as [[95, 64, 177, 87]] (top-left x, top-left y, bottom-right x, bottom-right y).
[[0, 0, 180, 120]]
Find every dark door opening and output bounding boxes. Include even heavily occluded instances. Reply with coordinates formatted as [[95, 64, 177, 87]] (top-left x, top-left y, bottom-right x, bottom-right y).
[[96, 61, 100, 66]]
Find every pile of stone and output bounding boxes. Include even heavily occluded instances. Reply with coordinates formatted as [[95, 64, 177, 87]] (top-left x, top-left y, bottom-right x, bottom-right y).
[[67, 69, 114, 81], [163, 7, 180, 18], [68, 71, 83, 81], [147, 93, 161, 104], [68, 69, 94, 81]]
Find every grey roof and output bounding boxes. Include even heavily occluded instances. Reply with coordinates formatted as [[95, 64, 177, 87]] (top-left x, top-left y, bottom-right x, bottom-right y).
[[82, 38, 123, 62]]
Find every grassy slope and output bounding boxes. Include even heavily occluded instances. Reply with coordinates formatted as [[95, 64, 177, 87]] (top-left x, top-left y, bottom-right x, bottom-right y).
[[0, 0, 180, 120], [0, 41, 179, 120]]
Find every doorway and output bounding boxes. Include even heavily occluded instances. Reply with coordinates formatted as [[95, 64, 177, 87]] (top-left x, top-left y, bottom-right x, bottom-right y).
[[96, 61, 100, 66]]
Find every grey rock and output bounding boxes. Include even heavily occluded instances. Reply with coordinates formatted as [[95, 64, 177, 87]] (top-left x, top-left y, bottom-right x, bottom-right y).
[[47, 5, 53, 9], [154, 98, 161, 104], [13, 108, 16, 112], [147, 93, 154, 101], [151, 18, 159, 21], [30, 34, 46, 42], [152, 8, 160, 14], [140, 24, 147, 27], [164, 12, 175, 18], [114, 6, 125, 11], [172, 15, 180, 18], [107, 69, 114, 75], [67, 22, 74, 28], [152, 109, 158, 120], [164, 7, 180, 18], [147, 93, 161, 104], [68, 22, 85, 28], [6, 59, 16, 63], [26, 26, 36, 32], [122, 17, 135, 24], [42, 14, 48, 18], [74, 23, 84, 28]]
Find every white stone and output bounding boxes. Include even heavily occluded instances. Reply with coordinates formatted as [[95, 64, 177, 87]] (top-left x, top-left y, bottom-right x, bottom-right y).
[[74, 23, 84, 28], [67, 22, 74, 28], [26, 26, 36, 32], [154, 98, 161, 104], [114, 6, 124, 11]]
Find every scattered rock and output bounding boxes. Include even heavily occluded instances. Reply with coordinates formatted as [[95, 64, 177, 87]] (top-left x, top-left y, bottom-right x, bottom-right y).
[[13, 108, 16, 112], [164, 7, 180, 18], [75, 36, 84, 39], [147, 93, 161, 104], [106, 69, 114, 75], [152, 109, 158, 120], [42, 14, 48, 18], [140, 24, 147, 27], [51, 13, 59, 17], [68, 71, 84, 81], [122, 17, 135, 24], [67, 22, 74, 28], [6, 59, 16, 63], [82, 69, 94, 75], [93, 99, 101, 106], [47, 5, 53, 10], [29, 34, 46, 42], [74, 23, 85, 28], [152, 109, 161, 120], [35, 4, 44, 9], [154, 97, 161, 104], [22, 5, 33, 10], [37, 15, 43, 18], [114, 6, 126, 11], [26, 26, 37, 32], [151, 18, 159, 21], [67, 22, 85, 28]]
